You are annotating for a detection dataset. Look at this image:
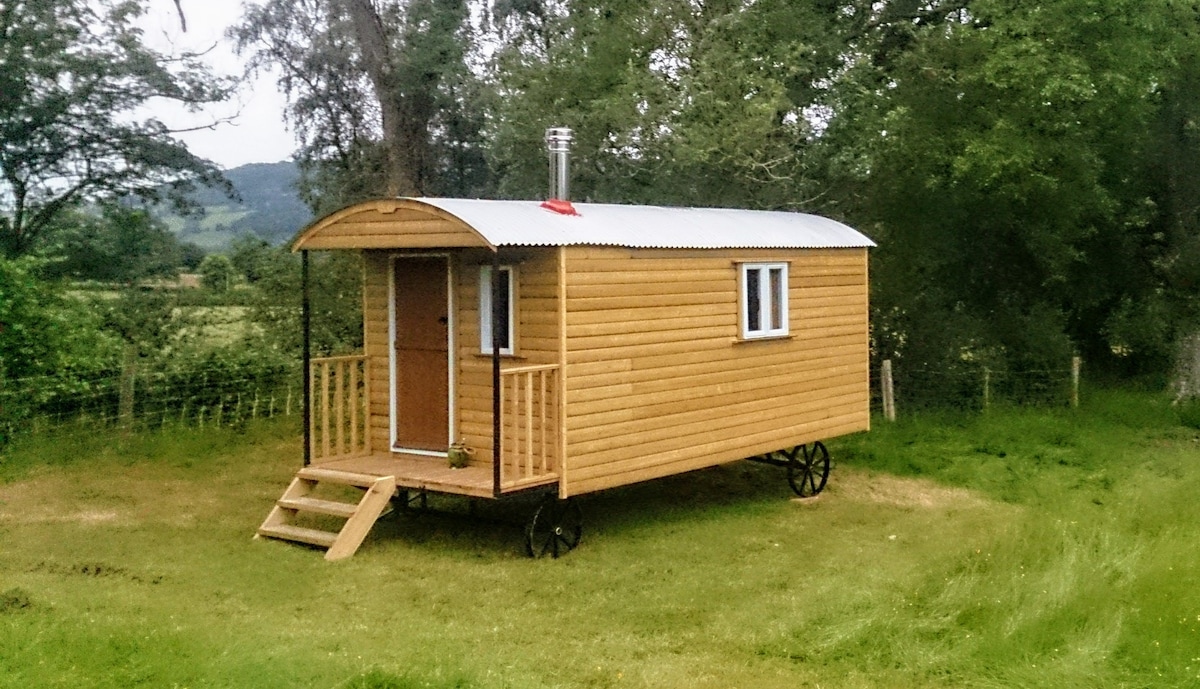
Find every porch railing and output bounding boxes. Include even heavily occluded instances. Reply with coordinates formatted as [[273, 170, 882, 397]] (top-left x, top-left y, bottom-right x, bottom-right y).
[[499, 364, 560, 489], [310, 355, 370, 462]]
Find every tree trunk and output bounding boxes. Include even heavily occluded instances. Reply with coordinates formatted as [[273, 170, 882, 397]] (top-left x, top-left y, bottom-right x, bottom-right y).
[[1173, 332, 1200, 405], [339, 0, 420, 197]]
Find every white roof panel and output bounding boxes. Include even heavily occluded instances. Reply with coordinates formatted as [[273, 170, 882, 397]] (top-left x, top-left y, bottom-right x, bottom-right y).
[[413, 198, 875, 249]]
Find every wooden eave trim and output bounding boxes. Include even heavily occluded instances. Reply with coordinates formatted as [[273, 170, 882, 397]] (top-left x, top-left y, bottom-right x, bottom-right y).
[[290, 198, 495, 252]]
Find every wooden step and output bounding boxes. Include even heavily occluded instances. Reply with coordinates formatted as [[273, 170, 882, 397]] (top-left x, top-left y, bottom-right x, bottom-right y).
[[296, 467, 384, 488], [257, 523, 338, 548], [277, 496, 358, 518], [257, 472, 397, 561]]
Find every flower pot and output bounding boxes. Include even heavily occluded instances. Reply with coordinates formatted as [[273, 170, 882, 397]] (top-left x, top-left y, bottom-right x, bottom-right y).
[[448, 442, 473, 469]]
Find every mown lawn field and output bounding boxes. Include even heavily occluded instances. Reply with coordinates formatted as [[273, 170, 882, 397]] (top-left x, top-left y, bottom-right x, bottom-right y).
[[0, 389, 1197, 688]]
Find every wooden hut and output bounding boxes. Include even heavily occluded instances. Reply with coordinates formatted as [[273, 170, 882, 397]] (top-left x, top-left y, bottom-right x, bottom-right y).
[[257, 195, 875, 559]]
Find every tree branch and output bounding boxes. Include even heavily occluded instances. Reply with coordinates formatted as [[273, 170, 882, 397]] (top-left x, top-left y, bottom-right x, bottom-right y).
[[173, 0, 187, 32]]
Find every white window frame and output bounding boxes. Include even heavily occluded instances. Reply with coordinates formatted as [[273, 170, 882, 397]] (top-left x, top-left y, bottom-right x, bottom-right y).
[[740, 262, 790, 339], [480, 265, 515, 355]]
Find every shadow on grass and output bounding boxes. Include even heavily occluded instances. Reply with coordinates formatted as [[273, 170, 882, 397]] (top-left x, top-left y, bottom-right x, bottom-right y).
[[366, 459, 799, 559]]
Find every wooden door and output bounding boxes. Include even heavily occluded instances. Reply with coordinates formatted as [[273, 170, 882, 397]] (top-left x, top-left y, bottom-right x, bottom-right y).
[[393, 257, 450, 451]]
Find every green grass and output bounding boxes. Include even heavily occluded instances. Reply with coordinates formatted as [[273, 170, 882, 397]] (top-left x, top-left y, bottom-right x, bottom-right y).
[[175, 305, 261, 347], [1, 389, 1198, 688]]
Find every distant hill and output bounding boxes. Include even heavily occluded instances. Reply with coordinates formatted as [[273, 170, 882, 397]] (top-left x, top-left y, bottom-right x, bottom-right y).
[[158, 161, 313, 251]]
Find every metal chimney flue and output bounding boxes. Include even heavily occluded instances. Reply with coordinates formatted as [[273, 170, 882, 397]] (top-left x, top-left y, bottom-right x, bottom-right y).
[[545, 127, 573, 201]]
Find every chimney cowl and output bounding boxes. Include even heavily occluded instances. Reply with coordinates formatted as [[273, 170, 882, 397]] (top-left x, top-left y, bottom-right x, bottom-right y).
[[545, 126, 573, 202]]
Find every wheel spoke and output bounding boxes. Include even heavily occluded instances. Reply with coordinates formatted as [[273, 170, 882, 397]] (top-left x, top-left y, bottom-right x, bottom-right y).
[[783, 443, 831, 497], [526, 496, 582, 558]]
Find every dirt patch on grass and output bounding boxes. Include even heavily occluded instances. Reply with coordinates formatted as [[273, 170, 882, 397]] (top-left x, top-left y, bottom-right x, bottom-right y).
[[0, 467, 224, 527], [832, 468, 992, 510]]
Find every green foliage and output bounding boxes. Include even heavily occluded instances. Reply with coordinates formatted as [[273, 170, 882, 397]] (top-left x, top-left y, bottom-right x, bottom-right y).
[[246, 248, 363, 357], [228, 235, 275, 283], [0, 0, 233, 257], [846, 0, 1200, 381], [0, 257, 122, 441], [232, 0, 489, 213], [39, 205, 186, 283], [1176, 400, 1200, 430], [489, 0, 845, 209], [198, 254, 237, 293], [179, 241, 207, 271], [95, 288, 184, 354]]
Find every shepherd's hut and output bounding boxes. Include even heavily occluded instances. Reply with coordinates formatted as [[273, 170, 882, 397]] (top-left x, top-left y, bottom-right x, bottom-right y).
[[257, 128, 875, 559]]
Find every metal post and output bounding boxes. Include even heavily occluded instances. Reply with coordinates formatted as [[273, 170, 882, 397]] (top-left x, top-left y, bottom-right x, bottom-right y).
[[491, 249, 502, 497], [302, 250, 312, 467]]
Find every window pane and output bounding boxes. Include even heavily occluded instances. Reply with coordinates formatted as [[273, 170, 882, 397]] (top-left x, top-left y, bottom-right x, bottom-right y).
[[496, 268, 511, 350], [480, 266, 513, 353], [769, 268, 784, 331], [746, 268, 761, 332]]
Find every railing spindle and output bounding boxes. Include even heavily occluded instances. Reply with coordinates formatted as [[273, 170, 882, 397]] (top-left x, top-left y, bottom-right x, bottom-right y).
[[349, 359, 359, 452], [335, 361, 345, 455], [496, 364, 560, 489], [320, 361, 331, 459], [509, 372, 519, 481], [309, 355, 370, 462], [539, 370, 548, 473], [522, 371, 532, 477]]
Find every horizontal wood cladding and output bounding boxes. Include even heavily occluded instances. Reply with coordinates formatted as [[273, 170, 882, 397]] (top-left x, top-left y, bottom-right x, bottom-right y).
[[300, 206, 488, 250], [362, 251, 391, 450], [569, 414, 870, 495], [453, 250, 561, 459], [560, 245, 869, 497]]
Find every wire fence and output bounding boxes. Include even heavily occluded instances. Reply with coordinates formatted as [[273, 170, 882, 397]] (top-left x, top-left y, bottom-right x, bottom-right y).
[[2, 355, 1086, 445], [0, 362, 302, 444], [869, 358, 1082, 418]]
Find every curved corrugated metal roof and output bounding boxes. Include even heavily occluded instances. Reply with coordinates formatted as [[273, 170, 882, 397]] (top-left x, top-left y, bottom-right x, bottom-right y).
[[413, 198, 875, 249]]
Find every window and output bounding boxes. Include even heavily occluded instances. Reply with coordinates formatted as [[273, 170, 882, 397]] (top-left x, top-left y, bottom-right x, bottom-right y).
[[480, 265, 515, 355], [740, 263, 789, 339]]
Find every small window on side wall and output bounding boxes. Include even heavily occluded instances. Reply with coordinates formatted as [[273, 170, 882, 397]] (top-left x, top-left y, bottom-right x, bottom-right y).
[[741, 263, 789, 339], [480, 265, 515, 355]]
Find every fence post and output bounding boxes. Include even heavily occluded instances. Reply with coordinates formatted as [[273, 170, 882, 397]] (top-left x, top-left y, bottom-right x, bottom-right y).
[[118, 344, 137, 430], [1071, 356, 1081, 408], [881, 359, 896, 422], [983, 367, 991, 410]]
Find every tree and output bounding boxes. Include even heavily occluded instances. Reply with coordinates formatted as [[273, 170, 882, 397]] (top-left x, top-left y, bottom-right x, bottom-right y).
[[231, 0, 489, 214], [488, 0, 845, 208], [484, 1, 976, 211], [41, 206, 186, 284], [199, 254, 237, 293], [0, 256, 123, 441], [844, 0, 1200, 376], [244, 247, 363, 356], [229, 235, 275, 283], [0, 0, 234, 258]]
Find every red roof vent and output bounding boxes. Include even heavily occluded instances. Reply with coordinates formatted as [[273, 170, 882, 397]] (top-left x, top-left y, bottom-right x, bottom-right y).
[[540, 198, 580, 216]]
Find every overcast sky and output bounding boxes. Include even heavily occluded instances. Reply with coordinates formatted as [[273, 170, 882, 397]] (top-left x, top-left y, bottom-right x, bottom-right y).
[[138, 0, 295, 169]]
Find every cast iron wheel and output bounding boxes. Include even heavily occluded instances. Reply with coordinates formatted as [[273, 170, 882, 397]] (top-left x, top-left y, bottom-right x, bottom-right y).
[[787, 441, 830, 497], [525, 495, 582, 558]]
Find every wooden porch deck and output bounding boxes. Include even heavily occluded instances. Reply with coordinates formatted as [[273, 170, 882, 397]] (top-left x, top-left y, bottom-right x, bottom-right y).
[[314, 453, 559, 499]]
